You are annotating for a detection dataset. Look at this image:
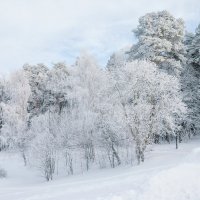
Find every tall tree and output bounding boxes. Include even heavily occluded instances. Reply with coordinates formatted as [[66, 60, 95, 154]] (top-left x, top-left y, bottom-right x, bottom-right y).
[[108, 61, 186, 163], [187, 24, 200, 68], [0, 70, 31, 164], [128, 10, 185, 76], [23, 64, 49, 124], [182, 25, 200, 134], [0, 78, 10, 151]]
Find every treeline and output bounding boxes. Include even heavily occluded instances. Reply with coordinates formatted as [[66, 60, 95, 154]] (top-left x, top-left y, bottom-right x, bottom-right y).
[[0, 11, 200, 181]]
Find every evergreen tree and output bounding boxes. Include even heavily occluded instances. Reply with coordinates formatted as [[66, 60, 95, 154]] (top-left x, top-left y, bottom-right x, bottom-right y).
[[182, 25, 200, 135], [23, 64, 49, 124], [188, 24, 200, 67], [128, 10, 185, 76]]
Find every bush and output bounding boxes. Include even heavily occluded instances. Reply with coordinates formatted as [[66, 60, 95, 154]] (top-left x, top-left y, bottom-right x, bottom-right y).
[[0, 168, 7, 178]]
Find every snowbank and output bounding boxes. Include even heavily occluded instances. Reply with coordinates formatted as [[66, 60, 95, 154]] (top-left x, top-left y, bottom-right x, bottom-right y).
[[140, 163, 200, 200]]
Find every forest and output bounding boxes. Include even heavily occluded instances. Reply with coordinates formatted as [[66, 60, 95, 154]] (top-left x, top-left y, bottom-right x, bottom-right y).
[[0, 10, 200, 181]]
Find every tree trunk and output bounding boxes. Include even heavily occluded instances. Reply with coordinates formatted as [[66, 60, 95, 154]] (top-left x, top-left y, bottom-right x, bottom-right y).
[[111, 143, 121, 166], [175, 134, 178, 149], [22, 151, 27, 166]]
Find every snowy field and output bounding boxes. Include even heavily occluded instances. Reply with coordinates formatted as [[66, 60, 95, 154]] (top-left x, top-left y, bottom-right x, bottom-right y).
[[0, 138, 200, 200]]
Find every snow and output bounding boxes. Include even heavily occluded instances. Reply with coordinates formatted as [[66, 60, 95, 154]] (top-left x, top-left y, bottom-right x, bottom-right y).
[[0, 138, 200, 200]]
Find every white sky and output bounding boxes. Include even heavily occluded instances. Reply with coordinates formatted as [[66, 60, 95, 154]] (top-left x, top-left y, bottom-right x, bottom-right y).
[[0, 0, 200, 73]]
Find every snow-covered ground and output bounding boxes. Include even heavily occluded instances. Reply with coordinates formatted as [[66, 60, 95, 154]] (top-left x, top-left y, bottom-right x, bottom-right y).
[[0, 137, 200, 200]]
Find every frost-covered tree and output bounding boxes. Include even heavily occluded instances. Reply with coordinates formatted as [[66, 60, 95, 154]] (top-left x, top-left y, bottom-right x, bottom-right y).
[[29, 112, 58, 181], [181, 65, 199, 136], [46, 63, 73, 114], [0, 70, 31, 165], [108, 61, 186, 163], [24, 63, 74, 126], [182, 25, 200, 135], [128, 11, 185, 76], [95, 79, 130, 167], [23, 64, 49, 124], [0, 80, 5, 140], [184, 32, 194, 47], [73, 53, 103, 170], [107, 47, 129, 71], [187, 24, 200, 67], [0, 78, 9, 145], [25, 63, 75, 177]]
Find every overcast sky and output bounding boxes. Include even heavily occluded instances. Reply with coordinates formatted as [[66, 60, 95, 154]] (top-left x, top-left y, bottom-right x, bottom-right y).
[[0, 0, 200, 74]]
